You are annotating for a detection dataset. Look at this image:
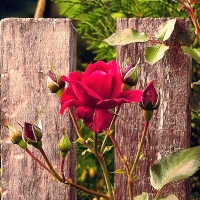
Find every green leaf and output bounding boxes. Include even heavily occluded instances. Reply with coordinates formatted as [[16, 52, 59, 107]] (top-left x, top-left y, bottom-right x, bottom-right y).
[[150, 146, 200, 190], [111, 168, 126, 174], [177, 30, 195, 46], [189, 92, 200, 112], [104, 28, 149, 46], [181, 46, 200, 64], [103, 145, 113, 154], [81, 149, 92, 156], [160, 194, 179, 200], [145, 44, 169, 65], [134, 192, 149, 200], [155, 19, 176, 41]]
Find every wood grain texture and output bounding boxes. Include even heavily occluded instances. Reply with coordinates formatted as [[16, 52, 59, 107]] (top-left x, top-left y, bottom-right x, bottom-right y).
[[0, 18, 76, 200], [115, 18, 191, 199]]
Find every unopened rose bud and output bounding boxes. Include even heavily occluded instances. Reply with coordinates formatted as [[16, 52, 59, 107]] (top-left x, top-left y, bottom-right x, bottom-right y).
[[58, 131, 72, 158], [47, 70, 65, 97], [22, 122, 43, 149], [140, 81, 160, 121], [8, 125, 27, 150], [121, 60, 139, 91]]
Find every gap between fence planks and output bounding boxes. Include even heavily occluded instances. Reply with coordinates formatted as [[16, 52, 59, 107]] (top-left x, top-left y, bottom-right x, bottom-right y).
[[115, 18, 192, 200], [0, 18, 76, 200]]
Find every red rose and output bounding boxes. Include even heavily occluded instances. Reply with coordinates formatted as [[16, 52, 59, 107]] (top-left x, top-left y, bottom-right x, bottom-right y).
[[60, 60, 142, 132]]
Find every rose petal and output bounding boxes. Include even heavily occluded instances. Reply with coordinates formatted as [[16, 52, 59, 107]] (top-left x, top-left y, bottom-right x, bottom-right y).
[[82, 61, 122, 99], [70, 80, 102, 106], [76, 107, 113, 133], [60, 87, 84, 114], [83, 69, 113, 99], [92, 109, 113, 132], [97, 90, 142, 109]]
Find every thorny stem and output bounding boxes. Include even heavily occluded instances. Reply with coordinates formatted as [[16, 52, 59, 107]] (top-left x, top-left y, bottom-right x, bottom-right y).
[[39, 148, 64, 182], [34, 0, 46, 18], [96, 154, 114, 199], [100, 106, 121, 154], [60, 158, 65, 181], [25, 148, 55, 178], [109, 134, 130, 174], [181, 3, 200, 36], [93, 132, 114, 199], [94, 132, 98, 155], [129, 120, 150, 199], [68, 107, 83, 138], [130, 120, 149, 176], [68, 107, 94, 152], [65, 178, 112, 200]]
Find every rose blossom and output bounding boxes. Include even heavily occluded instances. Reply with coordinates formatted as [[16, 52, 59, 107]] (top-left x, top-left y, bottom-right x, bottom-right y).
[[60, 60, 142, 132]]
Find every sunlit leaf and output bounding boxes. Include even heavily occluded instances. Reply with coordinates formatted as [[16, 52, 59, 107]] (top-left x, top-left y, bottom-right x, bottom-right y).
[[111, 168, 126, 174], [189, 92, 200, 112], [181, 46, 200, 64], [104, 28, 149, 46], [134, 192, 149, 200], [160, 194, 179, 200], [103, 145, 113, 154], [155, 19, 176, 41], [150, 146, 200, 190], [81, 149, 92, 156], [145, 44, 169, 65]]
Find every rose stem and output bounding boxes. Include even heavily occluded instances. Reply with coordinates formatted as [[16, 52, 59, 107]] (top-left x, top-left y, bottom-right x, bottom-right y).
[[25, 148, 55, 178], [154, 190, 161, 200], [60, 158, 65, 181], [129, 120, 150, 200], [68, 107, 93, 152], [100, 106, 121, 154], [109, 134, 130, 173], [65, 178, 112, 200], [95, 153, 114, 200], [93, 132, 114, 199], [39, 148, 64, 182]]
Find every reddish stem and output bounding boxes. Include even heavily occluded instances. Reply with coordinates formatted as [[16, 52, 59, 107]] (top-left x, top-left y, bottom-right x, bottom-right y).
[[25, 148, 55, 178], [60, 158, 65, 181], [109, 134, 130, 173]]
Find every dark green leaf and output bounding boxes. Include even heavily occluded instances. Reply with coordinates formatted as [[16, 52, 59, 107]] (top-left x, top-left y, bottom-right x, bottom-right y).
[[177, 30, 195, 46], [189, 92, 200, 112]]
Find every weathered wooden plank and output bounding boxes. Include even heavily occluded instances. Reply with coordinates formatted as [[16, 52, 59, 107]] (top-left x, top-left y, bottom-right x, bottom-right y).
[[115, 18, 191, 199], [0, 18, 76, 200]]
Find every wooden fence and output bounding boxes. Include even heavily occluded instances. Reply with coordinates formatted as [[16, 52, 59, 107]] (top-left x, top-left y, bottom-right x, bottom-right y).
[[0, 18, 191, 199]]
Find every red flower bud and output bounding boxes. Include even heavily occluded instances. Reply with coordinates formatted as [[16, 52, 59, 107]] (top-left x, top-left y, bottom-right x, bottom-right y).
[[23, 122, 43, 149], [140, 80, 160, 111]]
